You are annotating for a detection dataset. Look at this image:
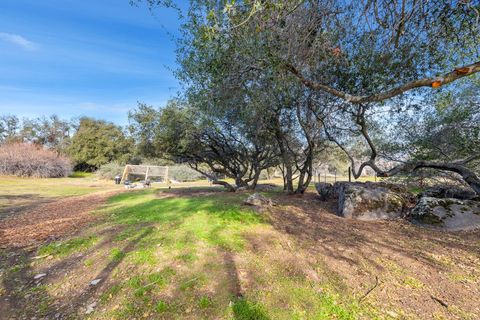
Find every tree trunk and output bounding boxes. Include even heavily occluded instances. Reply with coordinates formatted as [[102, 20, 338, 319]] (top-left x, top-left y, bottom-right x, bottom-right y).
[[283, 165, 294, 193], [235, 177, 249, 189], [212, 180, 236, 192], [249, 169, 261, 190]]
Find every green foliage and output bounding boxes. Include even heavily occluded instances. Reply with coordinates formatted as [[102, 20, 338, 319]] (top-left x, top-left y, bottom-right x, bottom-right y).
[[67, 117, 133, 170], [96, 162, 124, 180], [155, 300, 169, 313], [128, 103, 162, 158], [1, 114, 72, 154]]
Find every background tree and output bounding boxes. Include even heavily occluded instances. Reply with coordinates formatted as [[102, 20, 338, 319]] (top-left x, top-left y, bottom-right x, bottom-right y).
[[131, 99, 279, 191], [20, 115, 72, 155], [67, 117, 133, 171], [128, 103, 162, 158], [0, 115, 21, 143]]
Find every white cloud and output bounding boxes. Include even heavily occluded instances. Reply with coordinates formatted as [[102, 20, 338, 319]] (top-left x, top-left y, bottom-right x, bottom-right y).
[[0, 32, 37, 51]]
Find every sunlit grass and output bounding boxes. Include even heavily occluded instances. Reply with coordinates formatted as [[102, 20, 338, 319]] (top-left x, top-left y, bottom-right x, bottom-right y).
[[7, 185, 383, 319], [38, 235, 98, 257]]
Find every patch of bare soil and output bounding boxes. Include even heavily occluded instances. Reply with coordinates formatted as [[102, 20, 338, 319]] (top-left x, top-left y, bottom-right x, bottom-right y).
[[265, 191, 480, 319], [0, 191, 121, 249]]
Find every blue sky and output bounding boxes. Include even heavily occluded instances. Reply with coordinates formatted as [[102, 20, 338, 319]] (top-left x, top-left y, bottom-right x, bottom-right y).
[[0, 0, 185, 124]]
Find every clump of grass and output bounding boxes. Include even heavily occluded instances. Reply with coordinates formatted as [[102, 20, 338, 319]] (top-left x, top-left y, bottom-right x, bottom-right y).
[[179, 274, 207, 291], [83, 258, 94, 267], [131, 249, 156, 265], [100, 284, 123, 303], [38, 236, 97, 257], [403, 276, 424, 289], [155, 300, 169, 313], [448, 272, 478, 284], [198, 295, 213, 309], [176, 251, 197, 263], [110, 248, 125, 262], [232, 298, 270, 320]]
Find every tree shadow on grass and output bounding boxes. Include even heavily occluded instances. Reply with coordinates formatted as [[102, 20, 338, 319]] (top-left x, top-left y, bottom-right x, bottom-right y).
[[51, 226, 155, 317], [222, 250, 270, 320], [0, 194, 51, 221], [0, 225, 154, 319]]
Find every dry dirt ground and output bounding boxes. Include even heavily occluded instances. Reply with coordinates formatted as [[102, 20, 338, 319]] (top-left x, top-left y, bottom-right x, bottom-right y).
[[268, 192, 480, 319], [0, 188, 479, 319], [0, 191, 121, 249]]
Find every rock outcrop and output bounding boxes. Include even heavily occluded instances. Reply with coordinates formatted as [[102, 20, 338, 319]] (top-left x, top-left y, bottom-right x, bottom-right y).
[[315, 182, 333, 201], [409, 197, 480, 231], [336, 183, 409, 220], [420, 185, 478, 201]]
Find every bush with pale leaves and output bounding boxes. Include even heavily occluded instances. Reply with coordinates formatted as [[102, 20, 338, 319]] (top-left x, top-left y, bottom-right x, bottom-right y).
[[0, 143, 72, 178]]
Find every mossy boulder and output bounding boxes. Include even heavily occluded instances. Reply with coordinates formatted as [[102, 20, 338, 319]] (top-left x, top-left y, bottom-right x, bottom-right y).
[[410, 197, 480, 231]]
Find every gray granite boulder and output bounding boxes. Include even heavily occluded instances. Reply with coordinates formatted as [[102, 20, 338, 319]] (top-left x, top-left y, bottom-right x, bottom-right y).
[[337, 183, 409, 220], [420, 186, 478, 201], [315, 182, 333, 201], [410, 197, 480, 231]]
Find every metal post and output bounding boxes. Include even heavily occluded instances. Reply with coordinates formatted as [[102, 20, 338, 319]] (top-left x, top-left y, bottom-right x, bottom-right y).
[[348, 167, 351, 182], [145, 166, 150, 182]]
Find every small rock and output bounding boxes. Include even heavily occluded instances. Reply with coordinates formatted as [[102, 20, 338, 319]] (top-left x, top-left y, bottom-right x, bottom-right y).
[[34, 273, 47, 280], [90, 278, 102, 286], [85, 302, 97, 314]]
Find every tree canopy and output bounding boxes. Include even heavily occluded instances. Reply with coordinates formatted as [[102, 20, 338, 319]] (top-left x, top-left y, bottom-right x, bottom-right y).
[[67, 118, 133, 171]]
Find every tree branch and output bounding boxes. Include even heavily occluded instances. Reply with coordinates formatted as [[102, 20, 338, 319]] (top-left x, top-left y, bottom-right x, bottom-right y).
[[285, 61, 480, 103]]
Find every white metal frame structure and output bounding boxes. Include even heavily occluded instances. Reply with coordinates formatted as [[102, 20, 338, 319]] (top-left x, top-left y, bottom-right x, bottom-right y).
[[121, 165, 169, 182]]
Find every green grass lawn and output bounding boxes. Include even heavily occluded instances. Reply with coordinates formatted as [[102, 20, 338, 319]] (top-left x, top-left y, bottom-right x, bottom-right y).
[[0, 174, 376, 215], [6, 188, 377, 319]]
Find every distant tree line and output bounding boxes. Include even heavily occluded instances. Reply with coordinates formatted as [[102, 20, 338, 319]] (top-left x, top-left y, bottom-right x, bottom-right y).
[[0, 115, 133, 172]]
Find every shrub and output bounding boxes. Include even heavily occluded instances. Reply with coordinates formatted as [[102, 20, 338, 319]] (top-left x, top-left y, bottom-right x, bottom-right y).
[[169, 165, 204, 182], [95, 162, 124, 180], [0, 143, 72, 178]]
